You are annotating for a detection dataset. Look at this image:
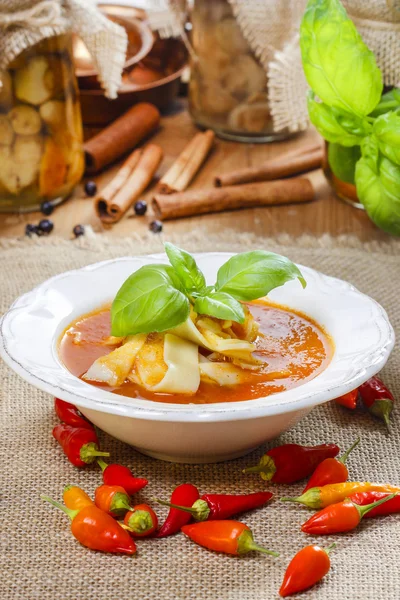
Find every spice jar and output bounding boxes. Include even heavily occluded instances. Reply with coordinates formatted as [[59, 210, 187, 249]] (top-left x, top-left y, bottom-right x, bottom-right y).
[[322, 142, 363, 209], [0, 34, 84, 213], [188, 0, 290, 143]]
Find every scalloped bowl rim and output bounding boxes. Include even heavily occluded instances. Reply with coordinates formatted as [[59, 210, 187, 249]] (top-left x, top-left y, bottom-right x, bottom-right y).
[[0, 252, 395, 423]]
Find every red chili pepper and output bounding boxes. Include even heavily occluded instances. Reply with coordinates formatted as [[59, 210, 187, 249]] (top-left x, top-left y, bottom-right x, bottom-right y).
[[279, 544, 335, 597], [301, 494, 395, 534], [156, 491, 273, 521], [94, 484, 133, 517], [181, 520, 279, 557], [334, 389, 358, 410], [243, 443, 340, 483], [97, 459, 148, 495], [303, 437, 360, 492], [123, 504, 158, 537], [42, 495, 136, 555], [155, 483, 200, 538], [54, 398, 93, 429], [359, 376, 395, 430], [350, 491, 400, 518], [52, 424, 109, 467]]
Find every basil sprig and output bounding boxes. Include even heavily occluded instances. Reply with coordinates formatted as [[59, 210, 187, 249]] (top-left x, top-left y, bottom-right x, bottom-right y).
[[111, 265, 190, 336], [111, 244, 306, 336], [300, 0, 400, 236]]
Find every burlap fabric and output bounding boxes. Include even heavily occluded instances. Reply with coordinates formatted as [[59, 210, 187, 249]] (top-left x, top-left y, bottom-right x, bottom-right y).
[[1, 232, 400, 600], [0, 0, 127, 98]]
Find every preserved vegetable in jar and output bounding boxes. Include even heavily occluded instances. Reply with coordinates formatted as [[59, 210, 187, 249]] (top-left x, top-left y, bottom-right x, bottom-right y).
[[188, 0, 290, 143], [0, 34, 84, 212]]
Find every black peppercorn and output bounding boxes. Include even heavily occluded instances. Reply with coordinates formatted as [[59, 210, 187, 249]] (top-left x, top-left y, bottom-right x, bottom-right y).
[[38, 219, 54, 234], [149, 220, 163, 233], [84, 181, 97, 197], [134, 200, 148, 216], [25, 223, 39, 237], [40, 201, 54, 216], [73, 224, 85, 237]]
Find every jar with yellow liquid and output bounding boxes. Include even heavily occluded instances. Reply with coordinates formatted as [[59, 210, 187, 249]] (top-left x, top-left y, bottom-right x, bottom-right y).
[[0, 34, 84, 213]]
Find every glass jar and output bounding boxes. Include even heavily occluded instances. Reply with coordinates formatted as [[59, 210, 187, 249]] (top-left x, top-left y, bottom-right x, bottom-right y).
[[188, 0, 290, 143], [322, 142, 364, 209], [0, 34, 84, 213]]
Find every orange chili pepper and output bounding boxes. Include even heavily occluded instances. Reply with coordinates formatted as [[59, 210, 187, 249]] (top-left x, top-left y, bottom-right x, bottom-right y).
[[181, 520, 279, 557], [301, 494, 395, 535], [41, 495, 136, 555], [334, 389, 358, 410], [279, 544, 335, 597], [94, 484, 133, 517], [63, 485, 94, 511], [282, 482, 400, 509], [303, 438, 360, 492], [123, 503, 158, 537]]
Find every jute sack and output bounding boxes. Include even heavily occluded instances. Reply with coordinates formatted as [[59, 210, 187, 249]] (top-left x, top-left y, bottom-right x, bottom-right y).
[[0, 0, 128, 98]]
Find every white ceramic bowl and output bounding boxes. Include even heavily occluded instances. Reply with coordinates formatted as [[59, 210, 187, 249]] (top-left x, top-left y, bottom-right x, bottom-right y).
[[0, 253, 395, 463]]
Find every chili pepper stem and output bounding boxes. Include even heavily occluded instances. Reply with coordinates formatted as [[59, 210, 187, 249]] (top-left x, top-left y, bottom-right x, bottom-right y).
[[97, 458, 108, 472], [242, 455, 276, 480], [111, 492, 134, 515], [339, 437, 360, 465], [324, 543, 336, 555], [41, 495, 79, 520], [80, 443, 110, 463], [383, 413, 391, 432], [356, 493, 396, 518], [238, 530, 279, 557], [154, 497, 197, 515], [127, 510, 153, 533], [248, 543, 280, 557]]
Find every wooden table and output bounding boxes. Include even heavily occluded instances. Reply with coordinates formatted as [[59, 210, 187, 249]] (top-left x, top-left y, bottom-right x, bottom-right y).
[[0, 99, 391, 242]]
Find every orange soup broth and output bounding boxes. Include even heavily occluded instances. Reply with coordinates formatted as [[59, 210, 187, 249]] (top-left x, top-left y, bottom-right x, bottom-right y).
[[59, 301, 333, 405]]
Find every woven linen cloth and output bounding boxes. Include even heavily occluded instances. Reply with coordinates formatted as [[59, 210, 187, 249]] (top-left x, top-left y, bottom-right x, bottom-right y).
[[0, 0, 127, 98], [1, 232, 400, 600]]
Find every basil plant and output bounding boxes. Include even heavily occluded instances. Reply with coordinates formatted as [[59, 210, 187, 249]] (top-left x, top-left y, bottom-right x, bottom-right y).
[[300, 0, 400, 236]]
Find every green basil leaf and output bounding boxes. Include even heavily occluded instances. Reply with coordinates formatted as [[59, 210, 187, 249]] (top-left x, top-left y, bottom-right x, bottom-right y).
[[370, 88, 400, 118], [307, 93, 364, 147], [194, 292, 245, 324], [300, 0, 382, 116], [215, 251, 306, 301], [111, 264, 190, 336], [327, 143, 361, 184], [164, 242, 206, 293], [355, 137, 400, 236], [373, 112, 400, 166]]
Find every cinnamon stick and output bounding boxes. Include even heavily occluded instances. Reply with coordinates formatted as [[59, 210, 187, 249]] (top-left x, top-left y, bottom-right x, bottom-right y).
[[84, 103, 160, 174], [157, 130, 215, 194], [95, 143, 163, 224], [215, 144, 323, 187], [153, 177, 314, 221]]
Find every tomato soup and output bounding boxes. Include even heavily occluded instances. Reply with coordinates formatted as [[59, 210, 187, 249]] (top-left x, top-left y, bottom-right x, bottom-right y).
[[59, 302, 333, 405]]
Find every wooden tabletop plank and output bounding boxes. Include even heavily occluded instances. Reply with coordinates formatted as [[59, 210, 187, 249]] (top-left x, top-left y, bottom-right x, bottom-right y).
[[0, 100, 390, 242]]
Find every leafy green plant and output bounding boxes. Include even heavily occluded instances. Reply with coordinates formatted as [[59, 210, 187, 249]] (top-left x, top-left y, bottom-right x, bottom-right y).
[[301, 0, 400, 236], [111, 244, 306, 336]]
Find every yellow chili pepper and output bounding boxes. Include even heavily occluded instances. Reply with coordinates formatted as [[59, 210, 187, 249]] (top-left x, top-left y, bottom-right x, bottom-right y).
[[63, 485, 94, 511], [281, 482, 400, 509]]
